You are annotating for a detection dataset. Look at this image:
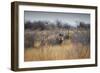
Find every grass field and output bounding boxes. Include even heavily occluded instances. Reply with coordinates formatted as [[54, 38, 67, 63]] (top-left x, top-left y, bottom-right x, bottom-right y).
[[24, 39, 90, 61]]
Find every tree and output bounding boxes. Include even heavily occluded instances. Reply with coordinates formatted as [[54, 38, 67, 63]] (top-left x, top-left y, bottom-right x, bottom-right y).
[[77, 22, 90, 29], [56, 20, 62, 28], [25, 21, 33, 29]]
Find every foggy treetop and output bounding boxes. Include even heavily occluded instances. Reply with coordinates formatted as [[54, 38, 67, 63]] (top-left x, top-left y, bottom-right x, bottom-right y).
[[24, 11, 90, 27]]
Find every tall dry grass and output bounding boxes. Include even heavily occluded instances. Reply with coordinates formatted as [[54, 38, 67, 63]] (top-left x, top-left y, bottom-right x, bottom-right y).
[[24, 40, 90, 61]]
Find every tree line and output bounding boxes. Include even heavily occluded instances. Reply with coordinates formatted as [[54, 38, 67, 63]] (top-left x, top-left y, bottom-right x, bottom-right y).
[[25, 20, 90, 30]]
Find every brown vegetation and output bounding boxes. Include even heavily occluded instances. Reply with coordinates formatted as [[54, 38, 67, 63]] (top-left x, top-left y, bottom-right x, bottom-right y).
[[24, 21, 90, 61], [24, 32, 90, 61], [24, 42, 90, 61]]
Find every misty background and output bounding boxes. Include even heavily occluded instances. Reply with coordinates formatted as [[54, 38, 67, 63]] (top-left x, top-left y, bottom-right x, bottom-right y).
[[24, 11, 90, 27]]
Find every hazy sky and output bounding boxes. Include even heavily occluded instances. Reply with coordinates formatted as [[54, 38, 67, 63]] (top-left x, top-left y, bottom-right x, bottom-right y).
[[24, 11, 90, 27]]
